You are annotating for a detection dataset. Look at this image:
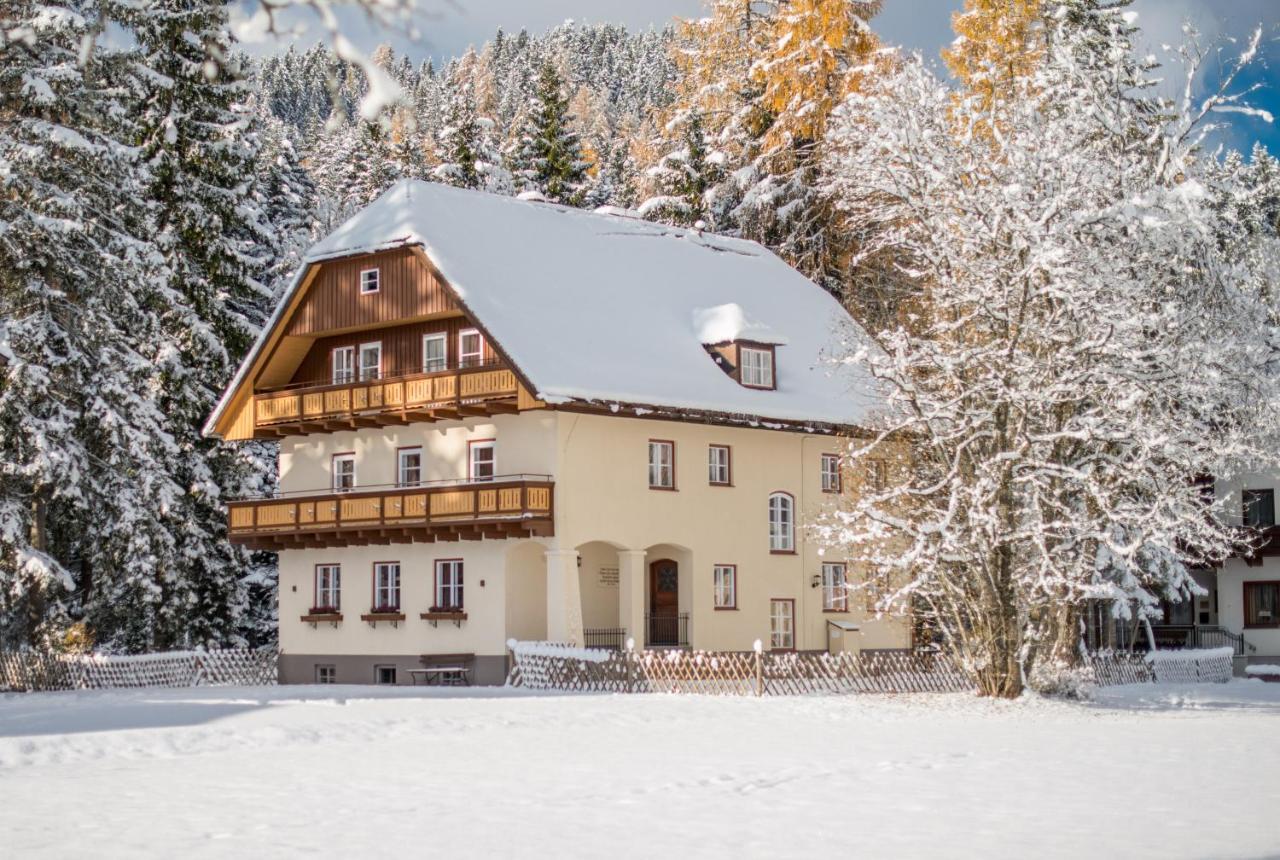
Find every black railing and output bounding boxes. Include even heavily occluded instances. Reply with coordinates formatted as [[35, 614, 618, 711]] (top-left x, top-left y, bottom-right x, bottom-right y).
[[583, 627, 627, 650], [1118, 623, 1256, 657], [646, 613, 689, 648]]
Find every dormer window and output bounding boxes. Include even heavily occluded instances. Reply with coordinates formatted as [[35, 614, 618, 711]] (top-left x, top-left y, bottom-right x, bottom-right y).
[[359, 268, 380, 294], [740, 346, 774, 389]]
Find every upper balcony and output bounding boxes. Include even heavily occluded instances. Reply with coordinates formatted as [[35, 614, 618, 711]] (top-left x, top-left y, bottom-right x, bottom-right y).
[[251, 360, 521, 438], [227, 474, 554, 550]]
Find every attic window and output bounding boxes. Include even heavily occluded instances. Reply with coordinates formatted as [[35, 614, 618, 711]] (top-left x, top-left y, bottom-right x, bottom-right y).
[[359, 268, 380, 294], [740, 346, 774, 389]]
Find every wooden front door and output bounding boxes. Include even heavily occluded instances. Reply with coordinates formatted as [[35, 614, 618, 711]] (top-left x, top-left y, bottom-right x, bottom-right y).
[[649, 559, 679, 645]]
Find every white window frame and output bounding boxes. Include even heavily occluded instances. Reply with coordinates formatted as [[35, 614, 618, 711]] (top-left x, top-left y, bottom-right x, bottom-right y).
[[770, 599, 795, 650], [332, 346, 355, 385], [867, 458, 887, 492], [359, 268, 380, 294], [316, 665, 336, 684], [332, 453, 356, 493], [373, 562, 400, 611], [740, 346, 774, 388], [713, 565, 736, 609], [469, 440, 496, 482], [708, 445, 731, 486], [315, 564, 341, 610], [434, 559, 464, 610], [458, 328, 484, 368], [768, 492, 794, 552], [822, 562, 848, 612], [821, 453, 841, 493], [398, 447, 422, 487], [358, 341, 382, 381], [649, 440, 675, 489], [422, 333, 448, 373]]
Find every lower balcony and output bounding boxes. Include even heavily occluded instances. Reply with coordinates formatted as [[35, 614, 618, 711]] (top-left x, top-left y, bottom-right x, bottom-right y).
[[227, 475, 554, 550]]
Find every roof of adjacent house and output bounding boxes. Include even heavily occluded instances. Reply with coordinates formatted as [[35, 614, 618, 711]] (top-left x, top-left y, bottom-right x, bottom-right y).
[[206, 180, 884, 435]]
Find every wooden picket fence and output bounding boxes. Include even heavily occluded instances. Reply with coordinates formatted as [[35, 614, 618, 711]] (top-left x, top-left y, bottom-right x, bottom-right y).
[[1088, 648, 1234, 686], [506, 642, 973, 696], [0, 648, 278, 692]]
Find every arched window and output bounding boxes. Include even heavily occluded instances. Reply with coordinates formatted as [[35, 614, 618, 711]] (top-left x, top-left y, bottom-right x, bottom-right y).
[[768, 492, 794, 552]]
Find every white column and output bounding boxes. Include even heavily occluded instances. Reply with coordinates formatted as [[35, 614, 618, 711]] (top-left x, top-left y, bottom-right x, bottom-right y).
[[544, 549, 583, 646], [618, 549, 647, 648]]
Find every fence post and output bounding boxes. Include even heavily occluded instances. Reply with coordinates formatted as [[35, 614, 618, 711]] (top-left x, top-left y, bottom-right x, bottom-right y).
[[753, 639, 763, 697], [625, 637, 636, 694]]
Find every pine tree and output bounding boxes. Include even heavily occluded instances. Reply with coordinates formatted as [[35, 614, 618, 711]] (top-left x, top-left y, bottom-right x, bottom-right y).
[[637, 110, 719, 224], [511, 62, 591, 205], [434, 80, 484, 188]]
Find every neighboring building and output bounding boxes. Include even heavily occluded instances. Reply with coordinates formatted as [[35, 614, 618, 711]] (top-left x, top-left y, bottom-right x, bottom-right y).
[[205, 181, 909, 685], [1209, 473, 1279, 668]]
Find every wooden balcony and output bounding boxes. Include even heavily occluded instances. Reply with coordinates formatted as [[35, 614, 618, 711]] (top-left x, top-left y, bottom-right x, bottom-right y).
[[227, 475, 554, 550], [252, 362, 521, 438]]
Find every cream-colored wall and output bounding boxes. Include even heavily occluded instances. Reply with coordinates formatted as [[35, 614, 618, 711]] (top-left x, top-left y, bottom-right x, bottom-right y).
[[1219, 558, 1280, 659], [551, 412, 910, 652]]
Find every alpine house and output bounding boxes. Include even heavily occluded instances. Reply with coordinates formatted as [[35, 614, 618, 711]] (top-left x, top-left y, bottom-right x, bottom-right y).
[[205, 180, 909, 685]]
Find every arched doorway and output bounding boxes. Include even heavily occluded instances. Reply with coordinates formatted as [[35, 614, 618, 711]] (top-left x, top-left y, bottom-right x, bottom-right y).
[[649, 558, 683, 646]]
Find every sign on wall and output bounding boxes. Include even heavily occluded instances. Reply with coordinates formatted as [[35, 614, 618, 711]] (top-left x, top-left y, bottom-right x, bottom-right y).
[[598, 566, 619, 587]]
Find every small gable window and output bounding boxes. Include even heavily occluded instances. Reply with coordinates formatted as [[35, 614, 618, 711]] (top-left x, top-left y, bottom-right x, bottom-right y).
[[359, 268, 380, 294], [740, 346, 774, 389]]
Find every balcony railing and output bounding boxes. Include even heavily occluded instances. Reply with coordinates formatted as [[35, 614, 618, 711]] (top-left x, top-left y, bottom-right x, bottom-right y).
[[646, 613, 690, 648], [252, 361, 520, 437], [227, 474, 553, 550]]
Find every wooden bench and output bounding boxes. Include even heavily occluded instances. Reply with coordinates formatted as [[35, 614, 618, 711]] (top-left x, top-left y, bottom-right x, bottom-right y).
[[411, 653, 475, 686]]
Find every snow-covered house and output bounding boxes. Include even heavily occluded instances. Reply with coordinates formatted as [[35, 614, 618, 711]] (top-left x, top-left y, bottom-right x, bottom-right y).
[[205, 181, 908, 685]]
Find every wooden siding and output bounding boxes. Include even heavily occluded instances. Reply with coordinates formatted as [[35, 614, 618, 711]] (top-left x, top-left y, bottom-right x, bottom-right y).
[[287, 319, 499, 388], [285, 247, 458, 337]]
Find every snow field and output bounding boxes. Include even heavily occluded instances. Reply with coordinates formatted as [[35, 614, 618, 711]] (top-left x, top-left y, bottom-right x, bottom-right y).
[[1, 683, 1278, 858]]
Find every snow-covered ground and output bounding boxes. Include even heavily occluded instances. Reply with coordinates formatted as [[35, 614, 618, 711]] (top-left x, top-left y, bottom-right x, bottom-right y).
[[2, 683, 1277, 859]]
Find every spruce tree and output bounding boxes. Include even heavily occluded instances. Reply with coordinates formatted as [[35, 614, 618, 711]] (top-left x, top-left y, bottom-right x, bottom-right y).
[[512, 62, 591, 205]]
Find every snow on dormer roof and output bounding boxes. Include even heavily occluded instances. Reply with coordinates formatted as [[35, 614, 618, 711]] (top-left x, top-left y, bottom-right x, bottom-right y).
[[693, 303, 789, 347]]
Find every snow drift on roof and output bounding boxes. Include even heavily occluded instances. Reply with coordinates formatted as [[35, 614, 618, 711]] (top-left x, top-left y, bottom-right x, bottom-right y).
[[299, 181, 883, 427], [692, 303, 789, 346]]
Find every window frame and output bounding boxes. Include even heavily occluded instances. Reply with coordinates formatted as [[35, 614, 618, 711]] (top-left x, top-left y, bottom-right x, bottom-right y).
[[768, 491, 795, 554], [713, 564, 737, 610], [357, 341, 382, 382], [739, 344, 776, 390], [866, 458, 887, 492], [331, 345, 355, 385], [434, 558, 465, 611], [708, 444, 732, 487], [331, 452, 356, 493], [316, 664, 337, 684], [359, 267, 380, 295], [374, 665, 397, 685], [1244, 580, 1280, 628], [821, 562, 848, 612], [1242, 488, 1276, 528], [314, 563, 341, 611], [468, 438, 496, 482], [372, 561, 401, 612], [648, 439, 676, 490], [820, 453, 841, 494], [458, 328, 484, 368], [422, 332, 448, 373], [769, 598, 795, 651], [397, 446, 423, 487]]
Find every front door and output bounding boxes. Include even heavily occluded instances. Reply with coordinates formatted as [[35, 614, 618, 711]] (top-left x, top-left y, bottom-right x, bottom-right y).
[[649, 559, 679, 645]]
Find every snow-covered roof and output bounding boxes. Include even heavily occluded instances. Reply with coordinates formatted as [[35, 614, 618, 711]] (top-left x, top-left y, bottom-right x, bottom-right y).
[[209, 181, 884, 434]]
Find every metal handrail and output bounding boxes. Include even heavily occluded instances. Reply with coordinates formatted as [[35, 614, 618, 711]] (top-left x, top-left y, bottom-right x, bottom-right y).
[[229, 473, 554, 503], [257, 358, 510, 395]]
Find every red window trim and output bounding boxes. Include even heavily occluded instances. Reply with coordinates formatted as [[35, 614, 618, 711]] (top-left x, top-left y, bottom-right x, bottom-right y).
[[370, 560, 401, 612], [820, 453, 842, 494], [434, 557, 465, 610], [649, 439, 677, 491], [768, 490, 796, 554], [736, 342, 778, 391], [708, 444, 733, 487], [467, 438, 496, 482], [770, 597, 796, 651], [821, 561, 849, 613], [713, 563, 737, 610], [1243, 579, 1280, 629], [313, 563, 341, 612]]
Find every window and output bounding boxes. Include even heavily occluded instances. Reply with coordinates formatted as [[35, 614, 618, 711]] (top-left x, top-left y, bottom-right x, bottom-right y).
[[708, 445, 731, 486], [469, 440, 496, 482], [459, 328, 484, 368], [359, 268, 380, 294], [316, 665, 336, 684], [770, 599, 795, 650], [332, 346, 354, 385], [740, 346, 774, 388], [713, 565, 736, 609], [373, 562, 400, 611], [768, 492, 794, 552], [332, 453, 356, 492], [1243, 489, 1275, 528], [314, 564, 341, 611], [435, 559, 464, 610], [1245, 581, 1280, 628], [821, 454, 841, 493], [375, 665, 397, 685], [649, 440, 675, 489], [358, 341, 382, 381], [398, 447, 422, 487], [867, 459, 887, 492], [822, 562, 848, 612], [423, 333, 447, 373]]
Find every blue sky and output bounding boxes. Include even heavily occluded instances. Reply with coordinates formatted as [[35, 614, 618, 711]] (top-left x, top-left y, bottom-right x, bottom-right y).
[[235, 0, 1278, 156]]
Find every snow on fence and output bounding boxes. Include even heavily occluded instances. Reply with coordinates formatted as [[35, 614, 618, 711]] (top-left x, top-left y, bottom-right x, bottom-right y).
[[1088, 648, 1234, 687], [0, 649, 278, 692], [505, 641, 972, 696]]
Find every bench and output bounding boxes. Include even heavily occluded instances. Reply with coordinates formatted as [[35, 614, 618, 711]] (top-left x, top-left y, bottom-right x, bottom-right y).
[[411, 653, 475, 686]]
